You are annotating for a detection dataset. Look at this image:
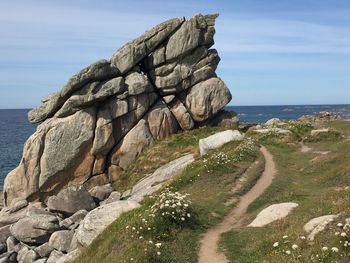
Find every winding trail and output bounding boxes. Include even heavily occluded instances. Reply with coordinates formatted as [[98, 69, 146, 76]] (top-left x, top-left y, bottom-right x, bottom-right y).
[[198, 146, 276, 263]]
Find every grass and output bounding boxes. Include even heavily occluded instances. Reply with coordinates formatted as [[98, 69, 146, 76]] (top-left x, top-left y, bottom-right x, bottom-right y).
[[112, 126, 224, 192], [76, 120, 350, 263], [220, 121, 350, 263], [75, 129, 261, 263]]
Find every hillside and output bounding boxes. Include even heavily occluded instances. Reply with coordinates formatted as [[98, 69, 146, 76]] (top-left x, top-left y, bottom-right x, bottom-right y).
[[75, 119, 350, 263]]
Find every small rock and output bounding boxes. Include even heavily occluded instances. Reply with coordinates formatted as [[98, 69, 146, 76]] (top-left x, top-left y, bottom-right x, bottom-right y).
[[0, 251, 17, 263], [19, 248, 39, 263], [34, 258, 47, 263], [34, 242, 54, 258], [303, 214, 339, 241], [56, 249, 81, 263], [47, 250, 64, 263], [265, 118, 283, 127], [199, 130, 244, 156], [16, 245, 29, 261], [121, 189, 132, 199], [89, 184, 113, 202], [48, 230, 73, 253], [310, 128, 329, 136], [47, 185, 96, 215], [6, 236, 19, 252], [59, 210, 88, 229], [9, 199, 28, 214], [254, 128, 292, 135], [248, 202, 299, 227], [100, 191, 121, 205]]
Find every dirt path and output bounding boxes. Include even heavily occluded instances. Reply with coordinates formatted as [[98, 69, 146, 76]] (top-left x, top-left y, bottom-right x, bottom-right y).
[[197, 146, 276, 263]]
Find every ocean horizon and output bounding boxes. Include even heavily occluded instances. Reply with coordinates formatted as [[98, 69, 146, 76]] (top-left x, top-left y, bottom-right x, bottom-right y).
[[0, 104, 349, 190]]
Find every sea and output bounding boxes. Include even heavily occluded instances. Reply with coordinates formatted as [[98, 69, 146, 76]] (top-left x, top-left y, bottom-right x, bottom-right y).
[[0, 104, 349, 190]]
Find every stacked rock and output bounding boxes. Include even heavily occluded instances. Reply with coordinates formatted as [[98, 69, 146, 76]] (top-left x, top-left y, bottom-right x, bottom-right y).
[[3, 13, 232, 205]]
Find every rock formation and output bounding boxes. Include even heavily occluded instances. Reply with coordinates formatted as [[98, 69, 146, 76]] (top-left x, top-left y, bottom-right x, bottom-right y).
[[3, 13, 231, 206]]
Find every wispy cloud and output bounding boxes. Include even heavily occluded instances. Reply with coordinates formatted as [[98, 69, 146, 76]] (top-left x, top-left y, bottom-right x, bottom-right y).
[[0, 0, 349, 107], [215, 18, 350, 54]]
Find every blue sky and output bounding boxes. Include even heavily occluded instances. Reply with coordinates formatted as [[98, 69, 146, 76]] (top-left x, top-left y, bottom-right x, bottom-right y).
[[0, 0, 349, 108]]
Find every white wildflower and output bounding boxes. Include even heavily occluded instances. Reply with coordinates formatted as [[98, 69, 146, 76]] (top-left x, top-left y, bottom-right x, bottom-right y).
[[341, 232, 347, 237], [322, 246, 328, 251], [283, 235, 288, 239], [273, 242, 279, 248], [285, 250, 291, 255], [155, 243, 162, 248], [292, 244, 298, 250], [331, 247, 339, 252]]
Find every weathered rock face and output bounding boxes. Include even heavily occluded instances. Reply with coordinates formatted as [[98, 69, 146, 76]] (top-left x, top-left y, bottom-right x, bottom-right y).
[[4, 13, 232, 205]]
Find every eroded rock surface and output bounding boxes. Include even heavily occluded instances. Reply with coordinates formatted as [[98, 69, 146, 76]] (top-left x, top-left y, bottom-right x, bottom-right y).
[[4, 13, 232, 208]]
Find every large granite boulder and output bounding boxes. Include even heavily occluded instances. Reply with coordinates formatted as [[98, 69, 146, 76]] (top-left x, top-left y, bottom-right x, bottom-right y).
[[4, 13, 232, 205], [47, 186, 96, 215]]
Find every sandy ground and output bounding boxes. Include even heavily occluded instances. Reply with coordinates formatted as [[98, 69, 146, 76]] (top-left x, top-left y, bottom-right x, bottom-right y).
[[197, 146, 276, 263]]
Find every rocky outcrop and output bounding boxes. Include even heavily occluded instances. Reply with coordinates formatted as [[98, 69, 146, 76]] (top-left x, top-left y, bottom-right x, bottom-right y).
[[199, 130, 244, 156], [0, 139, 196, 262], [3, 13, 232, 205], [248, 202, 299, 227]]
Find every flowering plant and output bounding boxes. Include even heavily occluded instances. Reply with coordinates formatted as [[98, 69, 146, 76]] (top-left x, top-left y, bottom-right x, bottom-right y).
[[150, 188, 195, 227]]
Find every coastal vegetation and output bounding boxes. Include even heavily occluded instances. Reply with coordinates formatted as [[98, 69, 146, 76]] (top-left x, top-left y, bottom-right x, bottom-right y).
[[76, 119, 350, 262]]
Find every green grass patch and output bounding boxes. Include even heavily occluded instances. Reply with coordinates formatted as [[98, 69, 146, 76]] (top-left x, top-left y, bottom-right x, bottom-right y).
[[221, 121, 350, 263]]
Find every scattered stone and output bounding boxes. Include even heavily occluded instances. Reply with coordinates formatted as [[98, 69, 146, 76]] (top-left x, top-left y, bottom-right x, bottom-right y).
[[100, 191, 121, 206], [48, 230, 73, 253], [56, 249, 81, 263], [0, 251, 17, 263], [265, 118, 284, 126], [18, 248, 39, 263], [9, 199, 28, 213], [310, 128, 330, 136], [89, 184, 114, 202], [6, 236, 19, 253], [34, 242, 54, 258], [303, 214, 339, 241], [10, 214, 59, 244], [248, 203, 299, 227], [59, 210, 88, 230], [254, 128, 292, 135], [199, 130, 244, 156], [47, 185, 96, 215], [75, 200, 140, 247], [47, 250, 64, 263]]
